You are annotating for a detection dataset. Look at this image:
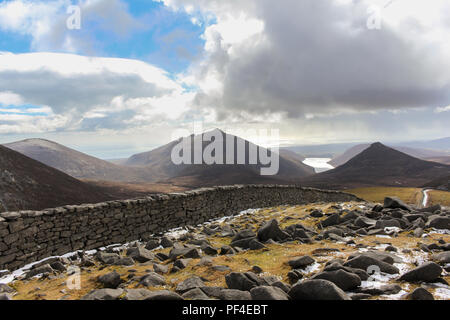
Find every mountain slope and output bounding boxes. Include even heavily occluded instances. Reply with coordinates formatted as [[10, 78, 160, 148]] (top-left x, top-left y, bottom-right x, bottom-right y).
[[0, 145, 114, 212], [4, 139, 150, 182], [124, 129, 315, 187], [422, 175, 450, 191], [329, 143, 449, 167], [301, 143, 450, 189], [424, 156, 450, 165]]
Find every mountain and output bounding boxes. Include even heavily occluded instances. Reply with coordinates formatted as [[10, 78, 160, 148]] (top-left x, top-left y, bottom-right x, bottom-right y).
[[300, 143, 450, 189], [0, 145, 114, 212], [422, 175, 450, 191], [124, 129, 315, 187], [279, 149, 306, 164], [3, 139, 151, 182], [282, 143, 359, 158], [329, 144, 449, 167]]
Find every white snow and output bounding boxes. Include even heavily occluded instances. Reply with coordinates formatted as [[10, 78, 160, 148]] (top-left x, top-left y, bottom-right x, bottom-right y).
[[429, 229, 450, 235], [300, 262, 321, 275], [433, 287, 450, 300]]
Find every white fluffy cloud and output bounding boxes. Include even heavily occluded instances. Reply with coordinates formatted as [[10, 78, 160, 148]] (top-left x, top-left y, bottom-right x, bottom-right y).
[[0, 52, 194, 133]]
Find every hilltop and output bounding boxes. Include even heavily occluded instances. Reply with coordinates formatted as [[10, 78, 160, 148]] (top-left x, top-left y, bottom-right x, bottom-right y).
[[4, 139, 151, 182], [0, 145, 113, 212], [301, 143, 450, 189], [124, 129, 315, 187]]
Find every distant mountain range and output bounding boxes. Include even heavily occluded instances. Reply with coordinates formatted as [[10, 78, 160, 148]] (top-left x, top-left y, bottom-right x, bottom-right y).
[[2, 130, 315, 189], [329, 143, 450, 167], [283, 137, 450, 158], [300, 143, 450, 189], [2, 133, 449, 212], [0, 145, 113, 212]]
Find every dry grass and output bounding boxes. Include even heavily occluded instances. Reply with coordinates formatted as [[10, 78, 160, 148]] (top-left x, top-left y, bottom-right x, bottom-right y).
[[346, 187, 423, 206], [10, 202, 450, 300], [428, 190, 450, 207]]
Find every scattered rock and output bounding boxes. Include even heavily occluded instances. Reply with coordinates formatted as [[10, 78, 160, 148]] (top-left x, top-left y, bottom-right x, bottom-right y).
[[408, 287, 434, 300], [81, 288, 124, 300], [114, 257, 135, 266], [250, 286, 289, 300], [0, 283, 14, 294], [182, 288, 210, 300], [25, 264, 54, 279], [249, 239, 266, 250], [288, 279, 350, 300], [126, 247, 154, 263], [344, 255, 399, 274], [219, 289, 252, 300], [202, 245, 218, 256], [0, 293, 12, 300], [288, 256, 315, 269], [139, 272, 166, 287], [251, 266, 263, 274], [355, 284, 401, 296], [96, 252, 120, 265], [384, 197, 411, 211], [145, 240, 160, 250], [426, 216, 450, 230], [160, 236, 174, 248], [225, 272, 261, 291], [321, 213, 340, 228], [98, 271, 122, 289], [153, 263, 169, 274], [287, 270, 303, 284], [311, 269, 361, 291], [432, 251, 450, 264], [310, 210, 324, 218], [176, 276, 205, 294], [399, 262, 442, 282], [173, 258, 191, 270], [143, 290, 183, 300], [257, 219, 289, 242]]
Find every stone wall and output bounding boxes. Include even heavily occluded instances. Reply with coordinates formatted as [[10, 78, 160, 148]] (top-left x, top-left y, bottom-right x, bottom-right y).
[[0, 185, 362, 271]]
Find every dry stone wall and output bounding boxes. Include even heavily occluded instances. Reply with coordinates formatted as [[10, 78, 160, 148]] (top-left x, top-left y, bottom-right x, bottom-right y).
[[0, 185, 362, 271]]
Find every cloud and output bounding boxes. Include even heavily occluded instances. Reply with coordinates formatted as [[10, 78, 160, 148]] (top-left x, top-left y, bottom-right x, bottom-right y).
[[162, 0, 450, 120], [0, 91, 24, 106], [436, 105, 450, 113], [0, 52, 194, 133], [0, 0, 144, 53]]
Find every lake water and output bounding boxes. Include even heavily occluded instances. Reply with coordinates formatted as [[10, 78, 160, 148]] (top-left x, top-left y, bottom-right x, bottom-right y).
[[302, 158, 334, 173]]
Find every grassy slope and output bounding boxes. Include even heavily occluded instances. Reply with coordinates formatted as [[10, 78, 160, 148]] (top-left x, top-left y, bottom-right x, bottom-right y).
[[347, 187, 450, 206]]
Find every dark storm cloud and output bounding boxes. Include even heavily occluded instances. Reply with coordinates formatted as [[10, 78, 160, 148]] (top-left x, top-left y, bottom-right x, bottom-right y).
[[190, 0, 450, 119]]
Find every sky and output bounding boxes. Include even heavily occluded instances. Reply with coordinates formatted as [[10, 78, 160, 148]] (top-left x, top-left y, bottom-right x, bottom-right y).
[[0, 0, 449, 159]]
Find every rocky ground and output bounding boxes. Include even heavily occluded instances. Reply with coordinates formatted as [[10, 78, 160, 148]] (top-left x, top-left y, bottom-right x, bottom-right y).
[[0, 197, 449, 301]]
